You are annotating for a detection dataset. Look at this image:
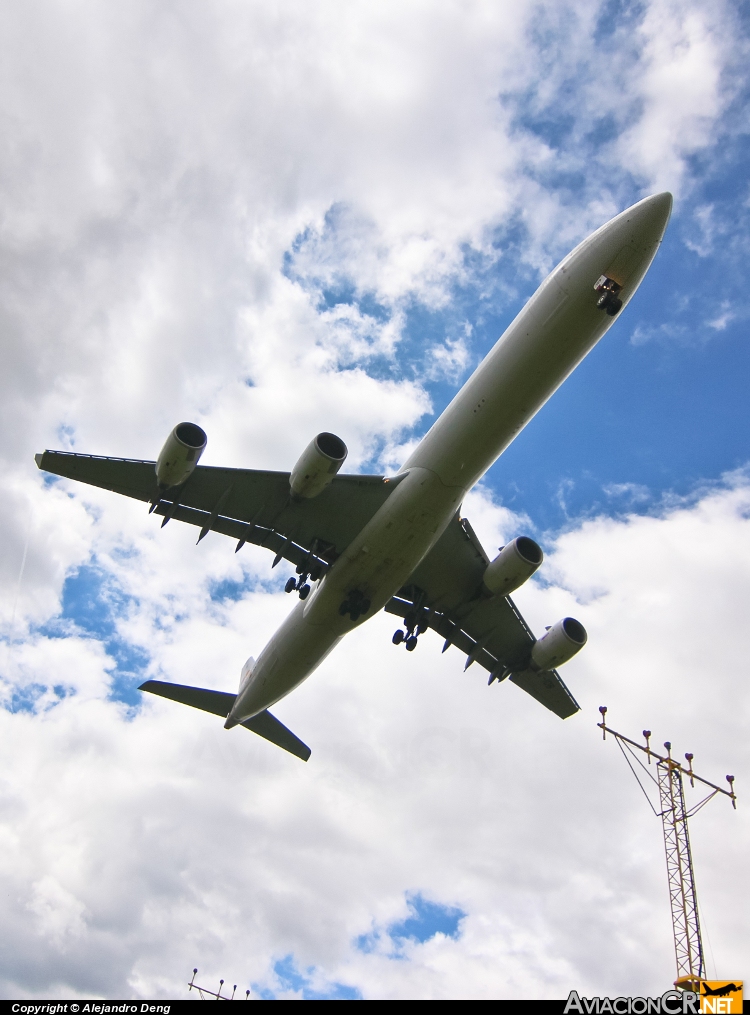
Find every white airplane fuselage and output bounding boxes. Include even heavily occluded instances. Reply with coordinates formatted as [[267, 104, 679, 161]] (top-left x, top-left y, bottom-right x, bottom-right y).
[[226, 193, 672, 726]]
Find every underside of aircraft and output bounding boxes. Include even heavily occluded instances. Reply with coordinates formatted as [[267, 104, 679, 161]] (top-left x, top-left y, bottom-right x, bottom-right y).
[[36, 192, 673, 761], [36, 443, 583, 760]]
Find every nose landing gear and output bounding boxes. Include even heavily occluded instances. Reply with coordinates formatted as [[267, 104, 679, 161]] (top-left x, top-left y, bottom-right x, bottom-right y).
[[594, 275, 623, 316]]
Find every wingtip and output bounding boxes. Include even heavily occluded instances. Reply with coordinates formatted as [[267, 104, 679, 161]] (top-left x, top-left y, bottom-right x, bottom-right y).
[[34, 453, 44, 468]]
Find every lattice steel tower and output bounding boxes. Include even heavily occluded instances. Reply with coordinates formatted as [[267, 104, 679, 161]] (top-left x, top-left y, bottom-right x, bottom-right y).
[[598, 708, 736, 990]]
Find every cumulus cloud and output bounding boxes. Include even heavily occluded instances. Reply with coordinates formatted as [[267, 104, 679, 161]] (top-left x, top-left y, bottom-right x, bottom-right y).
[[1, 0, 748, 1000], [1, 478, 749, 999]]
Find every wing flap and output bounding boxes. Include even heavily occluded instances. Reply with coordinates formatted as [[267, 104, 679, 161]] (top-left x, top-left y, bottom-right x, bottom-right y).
[[508, 668, 580, 720], [139, 680, 311, 761]]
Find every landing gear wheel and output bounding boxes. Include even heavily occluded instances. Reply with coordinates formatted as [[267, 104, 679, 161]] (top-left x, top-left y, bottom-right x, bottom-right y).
[[310, 565, 322, 582], [298, 583, 311, 600], [405, 636, 418, 652], [416, 621, 427, 634], [285, 577, 297, 594], [392, 629, 404, 645], [595, 276, 623, 316]]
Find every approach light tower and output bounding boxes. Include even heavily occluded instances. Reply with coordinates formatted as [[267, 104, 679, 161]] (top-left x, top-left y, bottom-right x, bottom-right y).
[[189, 968, 251, 1000], [597, 707, 736, 991]]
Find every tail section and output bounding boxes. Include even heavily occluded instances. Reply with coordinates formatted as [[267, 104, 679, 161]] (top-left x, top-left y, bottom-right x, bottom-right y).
[[239, 655, 256, 692], [139, 679, 311, 762]]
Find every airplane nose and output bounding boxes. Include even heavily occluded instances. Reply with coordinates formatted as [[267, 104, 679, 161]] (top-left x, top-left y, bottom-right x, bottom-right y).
[[586, 191, 673, 297], [635, 191, 673, 233], [621, 192, 673, 248]]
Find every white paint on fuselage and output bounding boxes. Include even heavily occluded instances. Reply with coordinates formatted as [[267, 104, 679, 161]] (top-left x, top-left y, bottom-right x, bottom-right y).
[[226, 193, 672, 726]]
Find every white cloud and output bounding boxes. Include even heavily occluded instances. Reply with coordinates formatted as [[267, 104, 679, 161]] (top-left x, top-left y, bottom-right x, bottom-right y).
[[1, 475, 748, 998], [1, 0, 748, 1000], [615, 2, 730, 194], [706, 303, 734, 331], [423, 331, 473, 383], [629, 321, 691, 347], [603, 482, 651, 506], [27, 877, 89, 948]]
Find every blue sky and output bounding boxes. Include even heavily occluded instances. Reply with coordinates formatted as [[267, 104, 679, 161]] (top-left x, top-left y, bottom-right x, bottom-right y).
[[0, 0, 748, 1001], [256, 894, 464, 999]]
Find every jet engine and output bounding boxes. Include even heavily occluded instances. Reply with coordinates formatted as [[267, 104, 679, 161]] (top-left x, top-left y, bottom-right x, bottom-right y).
[[531, 617, 587, 671], [483, 536, 543, 596], [290, 432, 348, 499], [155, 422, 207, 488]]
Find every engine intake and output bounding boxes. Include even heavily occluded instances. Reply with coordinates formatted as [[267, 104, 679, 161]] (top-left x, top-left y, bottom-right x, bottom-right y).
[[290, 432, 348, 499], [483, 536, 543, 597], [155, 422, 207, 488], [531, 617, 587, 671]]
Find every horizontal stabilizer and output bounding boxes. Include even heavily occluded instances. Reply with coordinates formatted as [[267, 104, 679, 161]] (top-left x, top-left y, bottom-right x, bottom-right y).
[[140, 680, 235, 717], [139, 680, 311, 761], [240, 710, 311, 762]]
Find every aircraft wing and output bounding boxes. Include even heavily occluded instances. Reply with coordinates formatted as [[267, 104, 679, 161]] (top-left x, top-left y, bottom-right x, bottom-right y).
[[384, 512, 580, 719], [35, 450, 403, 575]]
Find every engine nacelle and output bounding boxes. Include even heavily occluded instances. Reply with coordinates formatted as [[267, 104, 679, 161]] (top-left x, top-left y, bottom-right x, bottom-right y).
[[155, 422, 207, 488], [483, 536, 543, 596], [531, 617, 587, 671], [290, 432, 347, 499]]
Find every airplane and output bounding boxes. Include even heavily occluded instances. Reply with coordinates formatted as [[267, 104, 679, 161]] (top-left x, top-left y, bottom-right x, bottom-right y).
[[36, 192, 673, 763]]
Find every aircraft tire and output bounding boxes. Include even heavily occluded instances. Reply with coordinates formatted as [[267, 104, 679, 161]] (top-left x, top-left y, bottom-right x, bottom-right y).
[[405, 636, 418, 652], [299, 583, 311, 600], [392, 629, 404, 645], [285, 577, 297, 594]]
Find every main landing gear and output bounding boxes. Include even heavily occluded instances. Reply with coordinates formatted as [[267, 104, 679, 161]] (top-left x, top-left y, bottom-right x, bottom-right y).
[[284, 562, 323, 601], [392, 609, 428, 652], [594, 275, 623, 316], [339, 589, 371, 622]]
